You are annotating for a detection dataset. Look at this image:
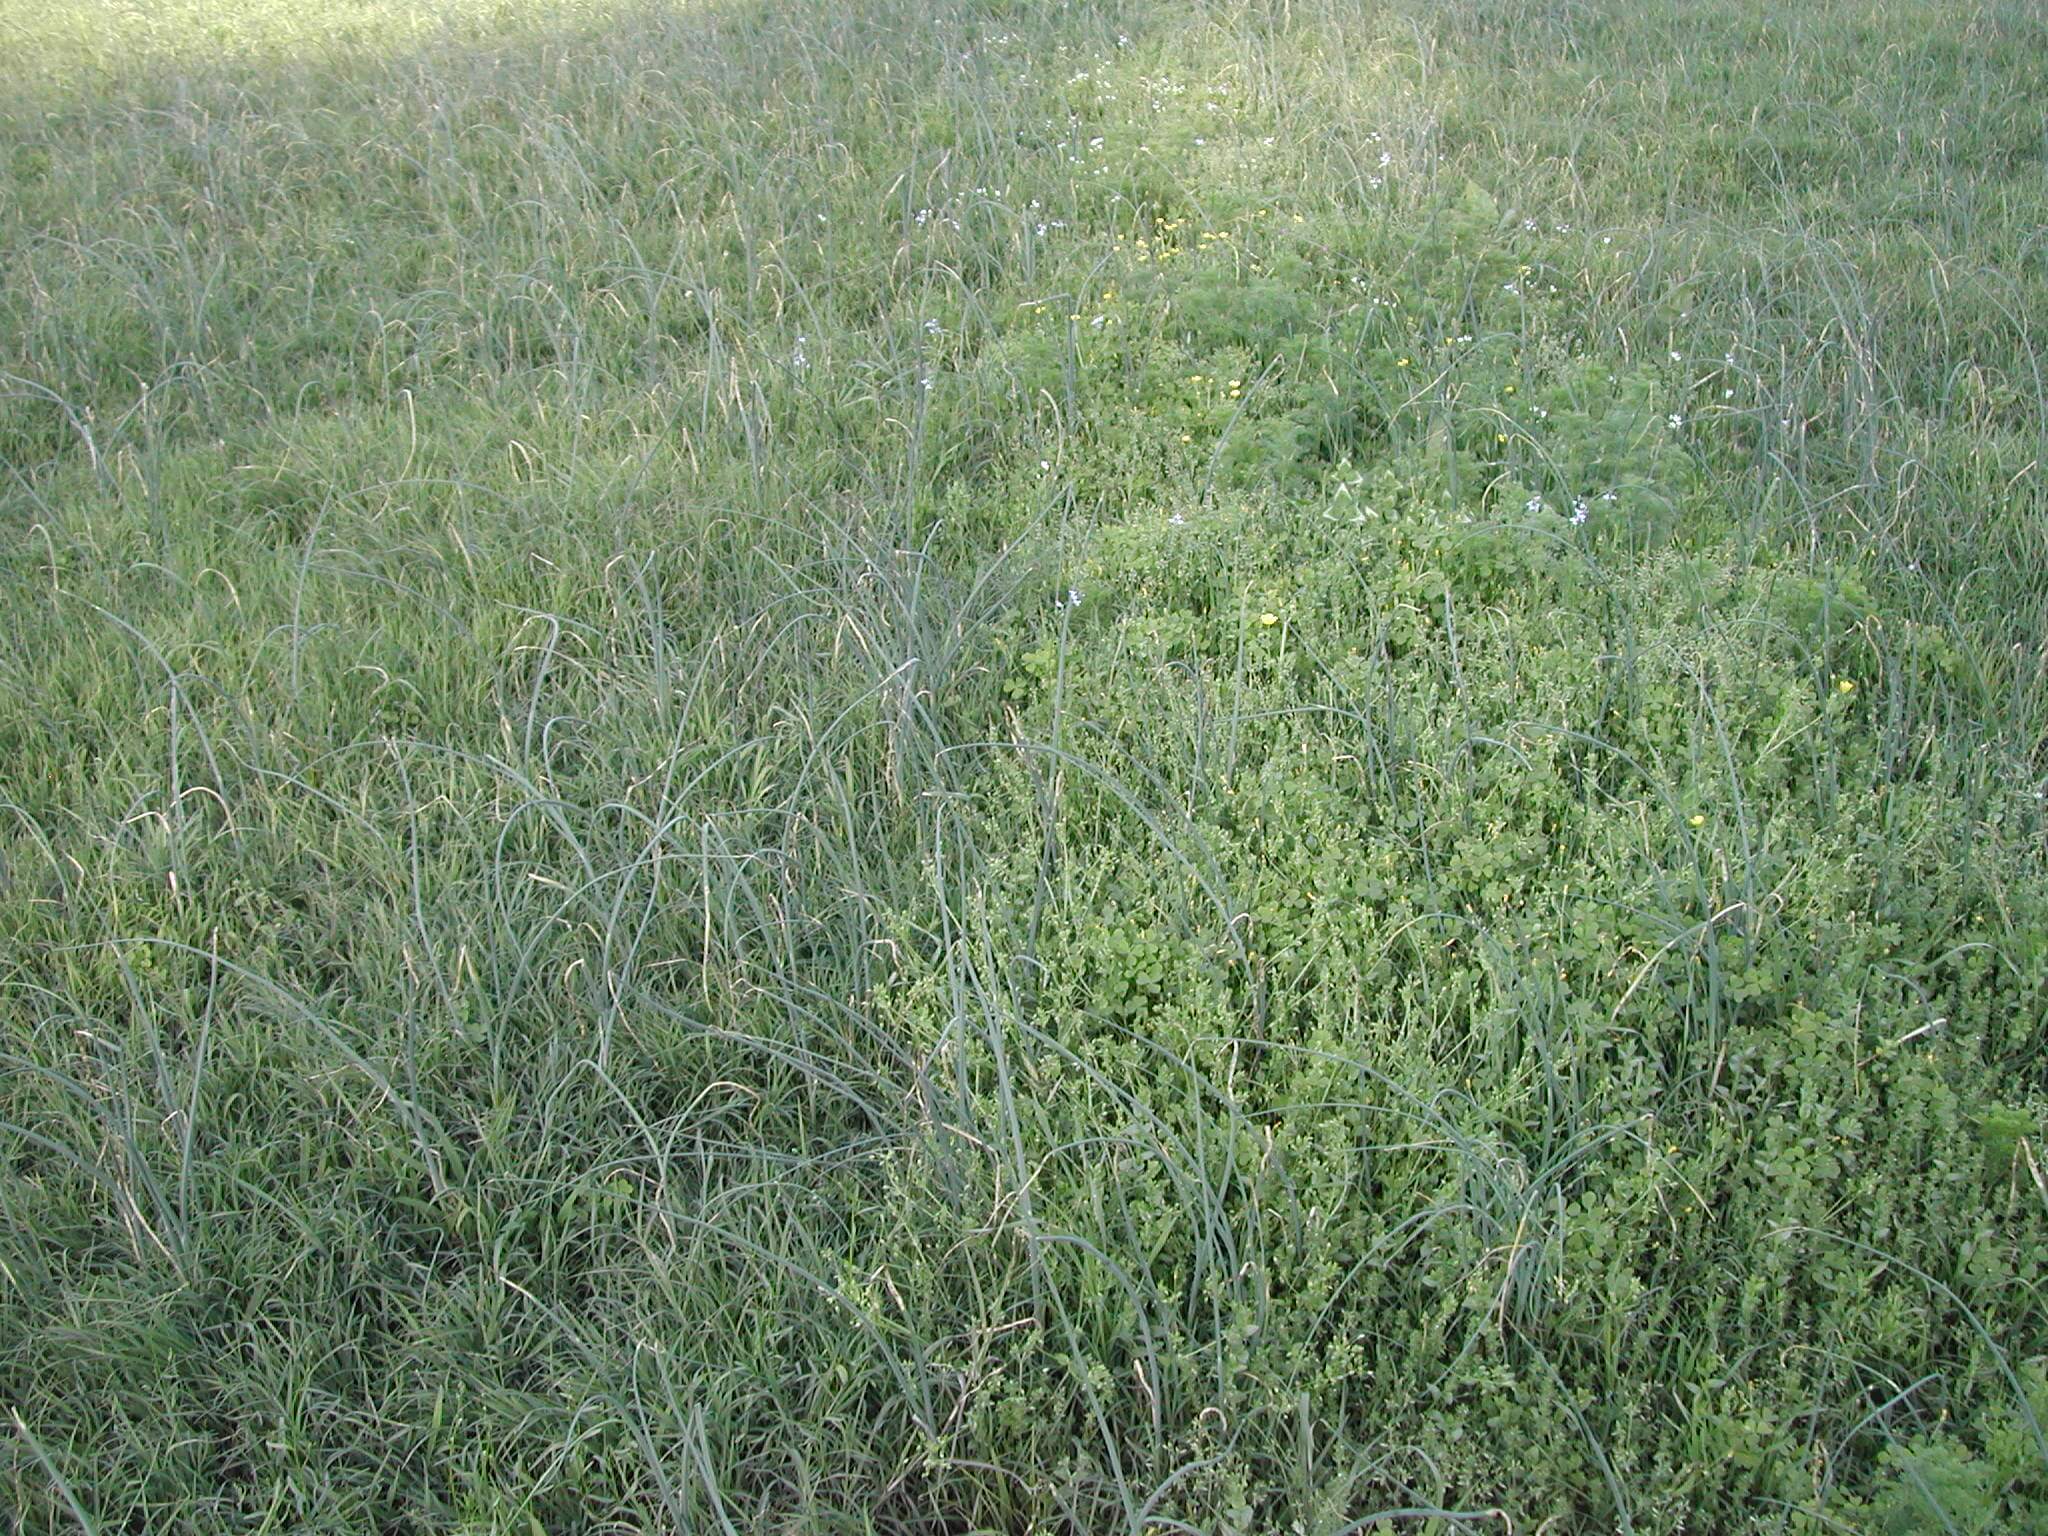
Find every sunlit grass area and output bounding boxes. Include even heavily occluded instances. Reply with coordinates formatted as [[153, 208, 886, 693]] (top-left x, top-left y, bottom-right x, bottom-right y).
[[3, 0, 2045, 1530]]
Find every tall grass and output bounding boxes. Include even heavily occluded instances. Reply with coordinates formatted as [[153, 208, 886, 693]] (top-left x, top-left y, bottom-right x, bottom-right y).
[[3, 0, 2045, 1530]]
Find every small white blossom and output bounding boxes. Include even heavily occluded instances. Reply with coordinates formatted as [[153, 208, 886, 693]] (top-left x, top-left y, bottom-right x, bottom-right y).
[[1168, 512, 1186, 526], [1571, 499, 1589, 525], [1526, 496, 1547, 514], [1668, 413, 1684, 429]]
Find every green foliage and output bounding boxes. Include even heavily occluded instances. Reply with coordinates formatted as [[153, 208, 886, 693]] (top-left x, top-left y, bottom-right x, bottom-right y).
[[3, 0, 2047, 1531]]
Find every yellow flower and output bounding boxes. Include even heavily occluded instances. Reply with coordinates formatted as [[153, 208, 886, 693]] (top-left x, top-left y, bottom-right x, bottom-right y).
[[1180, 433, 1192, 442], [1396, 357, 1411, 368], [1259, 612, 1279, 627], [1836, 678, 1857, 695], [1689, 814, 1706, 827]]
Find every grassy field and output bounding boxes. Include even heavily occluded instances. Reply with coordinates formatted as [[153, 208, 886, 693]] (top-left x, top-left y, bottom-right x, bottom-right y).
[[3, 0, 2046, 1529]]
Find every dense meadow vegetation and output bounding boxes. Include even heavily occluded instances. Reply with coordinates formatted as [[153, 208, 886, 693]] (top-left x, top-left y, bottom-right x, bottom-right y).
[[3, 0, 2046, 1529]]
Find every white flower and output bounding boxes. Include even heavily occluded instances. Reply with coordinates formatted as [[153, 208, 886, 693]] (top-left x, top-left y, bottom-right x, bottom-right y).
[[1503, 282, 1518, 294], [920, 375, 934, 391], [1526, 495, 1546, 514], [1168, 512, 1186, 526], [1668, 413, 1684, 429], [924, 318, 943, 334], [1571, 499, 1589, 525], [1379, 151, 1393, 167], [1600, 489, 1618, 503], [1523, 218, 1538, 231], [1669, 350, 1682, 362], [1067, 587, 1083, 607]]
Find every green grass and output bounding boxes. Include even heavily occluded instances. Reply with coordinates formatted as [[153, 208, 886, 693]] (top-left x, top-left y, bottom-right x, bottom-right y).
[[3, 0, 2046, 1529]]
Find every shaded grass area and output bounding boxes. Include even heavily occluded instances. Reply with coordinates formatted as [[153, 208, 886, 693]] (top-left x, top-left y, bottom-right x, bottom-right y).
[[2, 0, 2045, 1530]]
